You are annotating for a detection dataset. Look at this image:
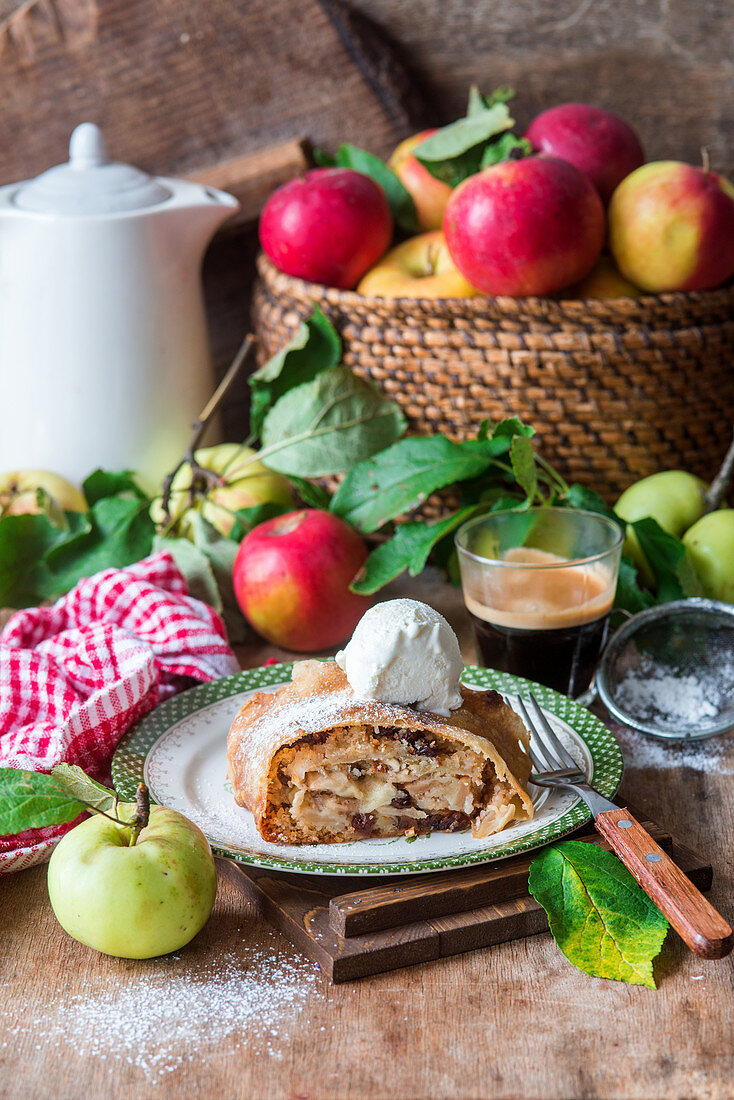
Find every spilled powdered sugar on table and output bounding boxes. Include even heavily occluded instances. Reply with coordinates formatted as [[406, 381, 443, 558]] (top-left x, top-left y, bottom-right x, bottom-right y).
[[0, 925, 326, 1082]]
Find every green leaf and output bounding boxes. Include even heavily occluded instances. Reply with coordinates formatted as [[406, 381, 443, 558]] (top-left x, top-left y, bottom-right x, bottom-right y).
[[333, 144, 418, 234], [491, 417, 535, 441], [228, 502, 292, 543], [82, 469, 148, 506], [0, 768, 86, 834], [45, 497, 155, 590], [630, 518, 704, 602], [50, 764, 118, 816], [248, 306, 341, 438], [615, 554, 655, 615], [312, 147, 336, 167], [479, 132, 533, 168], [260, 366, 406, 478], [510, 435, 537, 501], [330, 436, 502, 533], [528, 840, 668, 988], [287, 476, 332, 510], [414, 103, 514, 186], [466, 84, 515, 115], [350, 507, 477, 594], [565, 484, 620, 525], [188, 514, 251, 644], [0, 513, 73, 608], [152, 533, 223, 612]]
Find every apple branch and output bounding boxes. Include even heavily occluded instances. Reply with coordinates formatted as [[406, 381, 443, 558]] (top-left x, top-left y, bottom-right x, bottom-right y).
[[705, 430, 734, 512], [160, 333, 256, 522]]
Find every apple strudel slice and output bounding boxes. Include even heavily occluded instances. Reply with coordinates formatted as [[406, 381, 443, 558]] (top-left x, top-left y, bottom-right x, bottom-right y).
[[227, 659, 533, 845]]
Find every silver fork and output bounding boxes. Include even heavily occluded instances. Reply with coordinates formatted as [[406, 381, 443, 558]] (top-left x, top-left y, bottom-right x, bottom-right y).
[[514, 692, 733, 961]]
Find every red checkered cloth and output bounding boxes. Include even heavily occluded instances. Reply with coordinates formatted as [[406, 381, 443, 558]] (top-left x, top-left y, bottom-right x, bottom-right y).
[[0, 552, 240, 873]]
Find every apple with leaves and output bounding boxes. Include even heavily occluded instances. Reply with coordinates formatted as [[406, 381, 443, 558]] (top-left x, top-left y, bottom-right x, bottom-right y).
[[149, 443, 293, 539], [46, 780, 217, 959]]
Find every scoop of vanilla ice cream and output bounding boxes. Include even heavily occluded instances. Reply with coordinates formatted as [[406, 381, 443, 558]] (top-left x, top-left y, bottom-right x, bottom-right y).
[[335, 598, 463, 715]]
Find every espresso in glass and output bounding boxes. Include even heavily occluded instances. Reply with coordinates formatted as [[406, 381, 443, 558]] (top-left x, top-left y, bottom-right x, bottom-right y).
[[455, 510, 623, 699]]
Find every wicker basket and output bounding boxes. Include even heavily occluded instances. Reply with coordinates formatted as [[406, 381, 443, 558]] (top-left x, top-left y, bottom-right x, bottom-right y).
[[253, 254, 734, 502]]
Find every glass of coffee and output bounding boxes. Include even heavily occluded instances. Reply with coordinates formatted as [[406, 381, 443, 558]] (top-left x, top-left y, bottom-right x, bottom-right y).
[[455, 508, 623, 699]]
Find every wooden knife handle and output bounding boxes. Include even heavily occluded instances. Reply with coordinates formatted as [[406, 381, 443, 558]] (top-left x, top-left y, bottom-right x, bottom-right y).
[[595, 807, 733, 960]]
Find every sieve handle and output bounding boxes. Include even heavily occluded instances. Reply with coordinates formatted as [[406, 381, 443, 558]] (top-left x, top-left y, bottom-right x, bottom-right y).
[[595, 807, 733, 959]]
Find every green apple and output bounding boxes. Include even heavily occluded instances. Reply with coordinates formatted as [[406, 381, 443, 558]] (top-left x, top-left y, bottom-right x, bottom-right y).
[[150, 442, 292, 538], [0, 469, 86, 517], [47, 805, 217, 959], [615, 470, 708, 585], [682, 510, 734, 602]]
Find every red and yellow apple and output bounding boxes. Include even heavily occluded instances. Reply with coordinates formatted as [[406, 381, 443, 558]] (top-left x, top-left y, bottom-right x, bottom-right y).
[[150, 443, 293, 539], [444, 156, 605, 297], [525, 103, 645, 204], [357, 230, 477, 298], [609, 161, 734, 292], [259, 167, 393, 289], [0, 469, 86, 517], [388, 130, 453, 231], [562, 254, 641, 299], [232, 509, 372, 651]]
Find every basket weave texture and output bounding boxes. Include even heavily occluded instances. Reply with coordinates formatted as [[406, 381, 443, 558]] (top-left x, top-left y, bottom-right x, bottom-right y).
[[253, 254, 734, 503]]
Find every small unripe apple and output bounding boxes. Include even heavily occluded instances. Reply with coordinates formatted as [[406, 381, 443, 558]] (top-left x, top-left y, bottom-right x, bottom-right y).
[[0, 469, 86, 517], [683, 510, 734, 602], [47, 805, 217, 959], [233, 509, 372, 651], [615, 470, 708, 584], [150, 443, 293, 538]]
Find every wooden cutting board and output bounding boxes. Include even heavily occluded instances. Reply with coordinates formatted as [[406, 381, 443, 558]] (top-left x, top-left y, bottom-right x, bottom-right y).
[[218, 802, 712, 982]]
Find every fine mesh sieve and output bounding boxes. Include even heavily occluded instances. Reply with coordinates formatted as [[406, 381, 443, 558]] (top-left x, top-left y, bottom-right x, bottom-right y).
[[597, 598, 734, 741]]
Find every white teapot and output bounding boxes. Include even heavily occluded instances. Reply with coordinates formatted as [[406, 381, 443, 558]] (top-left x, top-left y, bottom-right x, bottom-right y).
[[0, 123, 238, 488]]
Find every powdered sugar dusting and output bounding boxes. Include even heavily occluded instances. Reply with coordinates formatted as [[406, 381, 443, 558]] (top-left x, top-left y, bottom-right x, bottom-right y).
[[616, 724, 733, 774], [0, 928, 324, 1082]]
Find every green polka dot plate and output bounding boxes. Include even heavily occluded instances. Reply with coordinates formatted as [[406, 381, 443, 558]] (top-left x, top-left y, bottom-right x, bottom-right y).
[[112, 663, 622, 876]]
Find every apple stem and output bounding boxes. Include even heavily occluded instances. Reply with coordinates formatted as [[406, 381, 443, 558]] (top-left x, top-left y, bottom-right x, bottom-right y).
[[701, 146, 711, 175], [159, 333, 256, 524], [705, 431, 734, 512], [127, 783, 151, 846]]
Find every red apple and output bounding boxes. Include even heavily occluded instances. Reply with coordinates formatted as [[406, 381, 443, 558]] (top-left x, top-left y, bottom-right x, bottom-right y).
[[443, 156, 605, 297], [609, 161, 734, 292], [259, 168, 393, 289], [232, 509, 372, 651], [525, 103, 645, 203], [388, 130, 453, 231]]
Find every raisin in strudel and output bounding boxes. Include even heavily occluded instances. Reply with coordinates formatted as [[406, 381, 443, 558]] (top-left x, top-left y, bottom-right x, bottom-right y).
[[227, 659, 533, 845]]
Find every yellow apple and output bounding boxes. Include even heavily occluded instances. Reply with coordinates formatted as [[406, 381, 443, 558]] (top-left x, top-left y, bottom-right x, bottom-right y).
[[0, 469, 86, 517], [683, 510, 734, 602], [388, 130, 453, 231], [357, 230, 478, 299], [150, 443, 293, 538], [615, 470, 708, 586], [562, 254, 641, 299]]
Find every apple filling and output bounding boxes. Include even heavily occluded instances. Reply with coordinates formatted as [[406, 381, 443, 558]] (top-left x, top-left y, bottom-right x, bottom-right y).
[[269, 723, 526, 843]]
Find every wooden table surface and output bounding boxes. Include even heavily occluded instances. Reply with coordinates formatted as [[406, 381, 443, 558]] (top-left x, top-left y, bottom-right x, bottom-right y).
[[2, 571, 732, 1099]]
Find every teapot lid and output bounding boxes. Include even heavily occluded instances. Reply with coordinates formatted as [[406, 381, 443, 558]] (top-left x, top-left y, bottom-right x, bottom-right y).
[[13, 123, 171, 215]]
